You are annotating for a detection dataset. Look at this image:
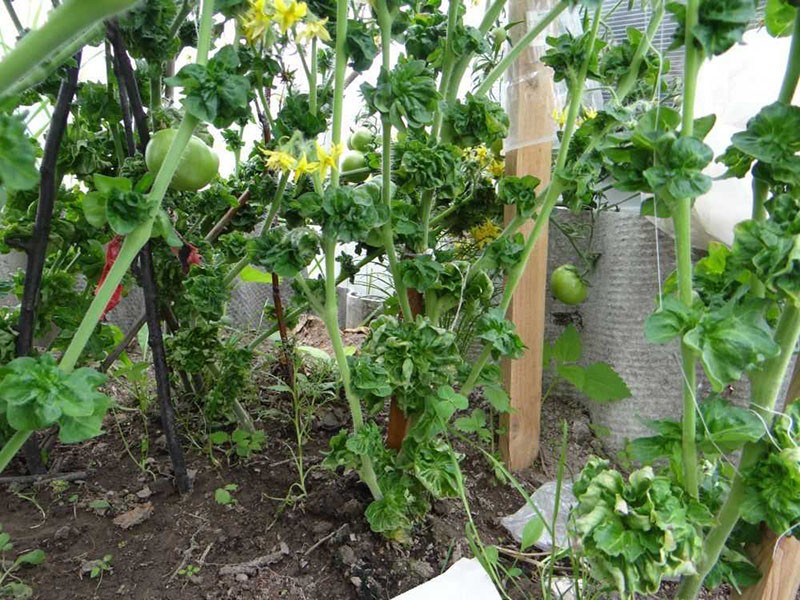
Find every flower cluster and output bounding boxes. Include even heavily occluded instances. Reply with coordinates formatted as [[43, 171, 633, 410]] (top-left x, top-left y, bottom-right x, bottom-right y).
[[241, 0, 329, 44], [261, 143, 343, 182]]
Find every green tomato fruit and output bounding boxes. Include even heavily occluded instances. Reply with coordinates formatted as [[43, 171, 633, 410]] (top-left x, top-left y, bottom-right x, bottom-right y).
[[341, 150, 369, 183], [550, 264, 588, 305], [347, 127, 375, 152], [145, 128, 220, 192], [491, 27, 507, 46]]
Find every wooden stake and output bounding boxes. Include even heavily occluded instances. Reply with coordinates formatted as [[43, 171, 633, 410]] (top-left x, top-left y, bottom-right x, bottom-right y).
[[731, 527, 800, 600], [499, 0, 556, 471], [732, 362, 800, 600]]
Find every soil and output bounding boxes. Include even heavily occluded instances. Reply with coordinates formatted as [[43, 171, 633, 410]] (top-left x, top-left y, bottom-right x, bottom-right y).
[[1, 324, 733, 600]]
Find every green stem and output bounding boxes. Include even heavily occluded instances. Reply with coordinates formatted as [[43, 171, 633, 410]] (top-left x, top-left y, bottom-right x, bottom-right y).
[[677, 303, 800, 599], [446, 0, 508, 105], [431, 0, 461, 137], [463, 6, 600, 394], [0, 0, 137, 98], [149, 63, 162, 123], [615, 0, 664, 101], [750, 177, 768, 298], [475, 0, 569, 97], [329, 0, 349, 187], [674, 0, 704, 500], [321, 237, 383, 500], [375, 0, 413, 322], [7, 25, 100, 99], [58, 0, 216, 374], [168, 0, 191, 40], [673, 199, 698, 497], [309, 37, 318, 116], [779, 11, 800, 104], [0, 430, 31, 474]]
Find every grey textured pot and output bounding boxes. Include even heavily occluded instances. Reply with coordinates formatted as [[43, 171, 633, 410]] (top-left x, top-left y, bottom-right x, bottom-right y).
[[545, 209, 687, 454]]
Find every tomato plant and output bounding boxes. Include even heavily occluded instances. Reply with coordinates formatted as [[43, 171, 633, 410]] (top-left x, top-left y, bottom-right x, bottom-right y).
[[1, 0, 797, 597]]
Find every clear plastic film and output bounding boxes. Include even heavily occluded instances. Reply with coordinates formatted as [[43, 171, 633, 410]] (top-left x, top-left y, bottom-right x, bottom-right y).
[[502, 0, 601, 152]]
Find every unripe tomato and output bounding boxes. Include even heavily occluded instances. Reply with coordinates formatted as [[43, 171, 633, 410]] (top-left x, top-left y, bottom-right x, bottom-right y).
[[145, 129, 219, 192], [491, 26, 507, 47], [550, 264, 588, 305], [341, 150, 369, 183], [347, 127, 375, 152]]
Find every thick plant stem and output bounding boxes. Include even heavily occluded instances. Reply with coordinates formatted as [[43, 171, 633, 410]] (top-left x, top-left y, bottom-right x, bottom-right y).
[[463, 7, 600, 395], [0, 431, 31, 474], [674, 0, 703, 500], [672, 200, 698, 497], [431, 0, 461, 136], [475, 0, 569, 97], [0, 0, 137, 97], [58, 0, 216, 374], [779, 12, 800, 104], [375, 0, 413, 322], [329, 0, 349, 187], [616, 0, 664, 100], [139, 244, 191, 493], [309, 38, 318, 116], [677, 303, 800, 599], [445, 0, 507, 105], [321, 238, 383, 500]]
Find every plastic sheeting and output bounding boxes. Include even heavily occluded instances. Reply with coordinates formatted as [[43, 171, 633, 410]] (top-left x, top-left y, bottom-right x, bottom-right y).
[[694, 29, 800, 245]]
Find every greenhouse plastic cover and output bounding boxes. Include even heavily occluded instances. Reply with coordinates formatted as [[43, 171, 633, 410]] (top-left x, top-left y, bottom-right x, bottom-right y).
[[693, 28, 800, 246]]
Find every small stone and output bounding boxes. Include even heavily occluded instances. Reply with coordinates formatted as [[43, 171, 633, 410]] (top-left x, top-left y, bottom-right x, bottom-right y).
[[311, 521, 333, 535], [340, 499, 361, 518], [350, 576, 362, 588], [572, 420, 593, 445], [409, 559, 435, 580], [135, 487, 152, 500], [235, 573, 249, 582], [319, 410, 343, 430], [54, 525, 73, 541], [338, 545, 357, 567], [113, 502, 154, 530]]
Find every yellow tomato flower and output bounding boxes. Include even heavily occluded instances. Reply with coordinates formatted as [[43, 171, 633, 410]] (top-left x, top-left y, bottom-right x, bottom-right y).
[[293, 153, 320, 181], [274, 0, 307, 33], [315, 142, 343, 179], [298, 18, 331, 43], [489, 159, 505, 178], [583, 106, 598, 120], [469, 219, 502, 249], [261, 148, 297, 173], [241, 0, 272, 44], [551, 108, 567, 128]]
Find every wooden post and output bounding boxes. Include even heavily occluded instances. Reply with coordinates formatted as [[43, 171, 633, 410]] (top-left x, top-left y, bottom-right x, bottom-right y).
[[499, 0, 556, 471], [731, 363, 800, 600], [730, 527, 800, 600]]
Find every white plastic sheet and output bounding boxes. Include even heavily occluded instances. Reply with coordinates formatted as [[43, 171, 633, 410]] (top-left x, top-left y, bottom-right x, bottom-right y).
[[694, 29, 800, 245], [391, 558, 501, 600]]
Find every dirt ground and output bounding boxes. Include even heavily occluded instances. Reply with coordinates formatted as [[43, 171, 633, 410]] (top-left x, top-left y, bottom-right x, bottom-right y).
[[1, 324, 734, 599]]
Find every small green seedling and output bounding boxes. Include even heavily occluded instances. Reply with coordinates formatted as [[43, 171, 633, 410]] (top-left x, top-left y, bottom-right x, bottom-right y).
[[0, 524, 46, 599], [209, 428, 265, 460], [214, 484, 238, 506], [178, 564, 201, 577], [88, 554, 113, 580]]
